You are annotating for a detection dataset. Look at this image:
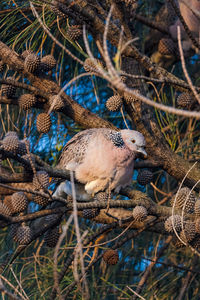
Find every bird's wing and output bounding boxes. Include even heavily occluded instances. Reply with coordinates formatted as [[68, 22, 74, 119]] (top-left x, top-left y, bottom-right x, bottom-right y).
[[57, 129, 96, 169]]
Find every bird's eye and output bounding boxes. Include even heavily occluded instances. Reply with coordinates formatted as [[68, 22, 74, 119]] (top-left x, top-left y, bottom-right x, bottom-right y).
[[131, 139, 135, 143]]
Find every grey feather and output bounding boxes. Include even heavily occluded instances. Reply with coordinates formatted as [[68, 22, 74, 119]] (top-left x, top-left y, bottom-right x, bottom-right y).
[[58, 129, 96, 168]]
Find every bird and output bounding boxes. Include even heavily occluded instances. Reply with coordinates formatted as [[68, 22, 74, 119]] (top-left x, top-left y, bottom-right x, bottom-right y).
[[54, 128, 147, 200]]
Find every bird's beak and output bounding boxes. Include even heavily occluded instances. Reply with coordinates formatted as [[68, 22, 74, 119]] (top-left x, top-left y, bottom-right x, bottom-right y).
[[137, 148, 147, 159]]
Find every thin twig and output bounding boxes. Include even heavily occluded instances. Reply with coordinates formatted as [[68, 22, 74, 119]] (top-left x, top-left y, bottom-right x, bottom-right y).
[[53, 214, 73, 300], [0, 275, 27, 300], [131, 236, 172, 300], [70, 171, 89, 299], [177, 26, 200, 105], [82, 11, 200, 119], [29, 2, 84, 66]]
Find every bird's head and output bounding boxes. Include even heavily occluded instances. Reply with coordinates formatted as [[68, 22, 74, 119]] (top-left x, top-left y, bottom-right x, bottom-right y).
[[121, 129, 147, 159]]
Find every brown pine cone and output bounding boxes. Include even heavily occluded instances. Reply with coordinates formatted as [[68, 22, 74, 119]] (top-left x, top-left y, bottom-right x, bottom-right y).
[[191, 236, 200, 250], [83, 58, 103, 74], [44, 226, 60, 248], [0, 61, 4, 73], [51, 0, 67, 18], [137, 170, 153, 185], [180, 222, 196, 243], [24, 54, 40, 73], [94, 192, 109, 202], [103, 249, 119, 265], [1, 77, 16, 98], [195, 199, 200, 217], [4, 131, 18, 138], [18, 94, 37, 110], [170, 187, 196, 213], [195, 218, 200, 234], [32, 194, 49, 206], [132, 206, 148, 222], [3, 196, 14, 214], [33, 171, 49, 189], [16, 225, 32, 245], [120, 76, 126, 83], [82, 208, 100, 219], [67, 25, 82, 40], [123, 89, 140, 103], [106, 95, 123, 112], [2, 135, 20, 154], [9, 223, 20, 242], [36, 113, 52, 133], [17, 140, 30, 156], [0, 202, 12, 217], [21, 50, 34, 59], [164, 215, 182, 233], [177, 93, 194, 109], [11, 192, 28, 214], [41, 55, 56, 72]]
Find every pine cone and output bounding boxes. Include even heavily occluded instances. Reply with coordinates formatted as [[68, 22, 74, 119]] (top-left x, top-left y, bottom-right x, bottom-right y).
[[83, 208, 100, 219], [3, 196, 14, 214], [21, 50, 34, 59], [94, 192, 109, 202], [170, 187, 196, 213], [164, 215, 182, 233], [33, 171, 49, 189], [17, 140, 30, 156], [195, 218, 200, 234], [103, 249, 119, 265], [180, 222, 196, 243], [44, 226, 60, 247], [49, 95, 64, 111], [191, 236, 200, 250], [41, 55, 56, 72], [83, 58, 103, 74], [18, 94, 37, 110], [132, 206, 148, 221], [51, 0, 66, 18], [36, 113, 51, 133], [4, 131, 18, 138], [120, 76, 126, 83], [24, 54, 40, 73], [195, 199, 200, 217], [11, 192, 28, 214], [9, 223, 20, 242], [0, 202, 11, 216], [32, 194, 49, 206], [158, 38, 175, 55], [67, 25, 82, 40], [123, 89, 140, 103], [1, 77, 16, 98], [2, 135, 20, 154], [177, 93, 193, 109], [106, 95, 123, 112], [16, 225, 32, 244], [0, 61, 4, 73], [137, 169, 153, 186]]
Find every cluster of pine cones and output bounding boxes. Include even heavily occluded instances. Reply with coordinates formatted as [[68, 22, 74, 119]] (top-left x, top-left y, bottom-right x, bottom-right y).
[[0, 130, 61, 247], [0, 50, 68, 134], [165, 187, 200, 250]]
